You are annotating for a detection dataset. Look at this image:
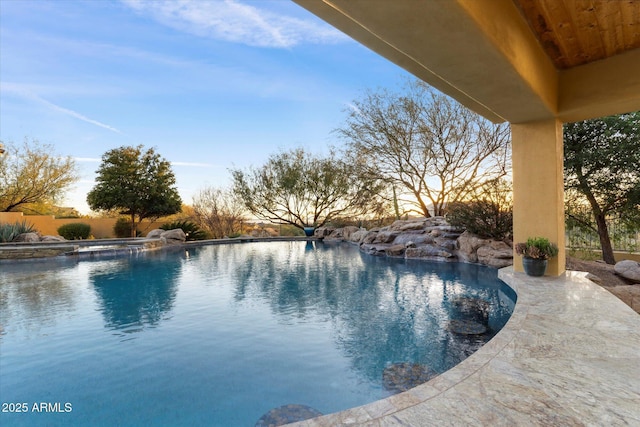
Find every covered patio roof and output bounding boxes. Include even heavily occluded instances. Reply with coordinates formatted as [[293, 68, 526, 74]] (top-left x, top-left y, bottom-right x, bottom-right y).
[[293, 0, 640, 124]]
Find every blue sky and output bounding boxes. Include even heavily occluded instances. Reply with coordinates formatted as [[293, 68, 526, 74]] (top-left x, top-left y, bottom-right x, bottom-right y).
[[0, 0, 412, 214]]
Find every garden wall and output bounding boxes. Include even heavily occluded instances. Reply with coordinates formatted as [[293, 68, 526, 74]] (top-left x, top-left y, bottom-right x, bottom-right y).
[[0, 212, 165, 239]]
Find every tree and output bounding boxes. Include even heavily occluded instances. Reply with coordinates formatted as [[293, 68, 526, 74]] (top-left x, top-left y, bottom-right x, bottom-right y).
[[192, 187, 246, 238], [337, 79, 510, 217], [231, 147, 386, 230], [87, 145, 182, 237], [0, 138, 78, 212], [564, 112, 640, 264]]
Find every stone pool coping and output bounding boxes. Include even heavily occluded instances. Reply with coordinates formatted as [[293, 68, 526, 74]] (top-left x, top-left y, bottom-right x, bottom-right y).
[[289, 267, 640, 426]]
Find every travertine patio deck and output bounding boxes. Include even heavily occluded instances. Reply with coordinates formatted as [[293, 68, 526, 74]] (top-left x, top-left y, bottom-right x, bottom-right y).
[[290, 267, 640, 426]]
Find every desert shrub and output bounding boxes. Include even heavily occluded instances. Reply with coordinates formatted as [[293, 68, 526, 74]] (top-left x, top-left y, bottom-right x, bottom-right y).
[[278, 224, 304, 236], [114, 217, 141, 238], [447, 200, 512, 240], [160, 220, 208, 241], [0, 220, 37, 243], [446, 179, 513, 240], [57, 223, 91, 240]]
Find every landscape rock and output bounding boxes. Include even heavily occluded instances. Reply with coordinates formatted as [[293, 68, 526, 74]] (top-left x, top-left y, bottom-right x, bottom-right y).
[[40, 235, 66, 242], [314, 227, 335, 238], [586, 273, 603, 285], [361, 230, 379, 244], [457, 231, 489, 263], [374, 230, 399, 243], [324, 218, 512, 269], [385, 244, 407, 257], [476, 241, 513, 268], [146, 229, 164, 239], [361, 243, 391, 256], [324, 226, 359, 241], [614, 260, 640, 283], [392, 232, 432, 246], [405, 244, 455, 260], [160, 228, 186, 245], [349, 229, 369, 243], [13, 232, 40, 243], [390, 219, 427, 232]]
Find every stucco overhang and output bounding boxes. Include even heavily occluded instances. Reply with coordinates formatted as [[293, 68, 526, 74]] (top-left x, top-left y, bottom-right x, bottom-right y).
[[293, 0, 640, 124]]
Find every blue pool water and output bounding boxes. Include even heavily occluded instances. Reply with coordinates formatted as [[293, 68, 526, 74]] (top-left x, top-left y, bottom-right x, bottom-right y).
[[0, 241, 515, 426]]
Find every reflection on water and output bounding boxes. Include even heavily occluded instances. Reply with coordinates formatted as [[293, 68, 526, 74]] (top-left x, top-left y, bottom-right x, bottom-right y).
[[0, 264, 79, 337], [89, 253, 180, 332], [0, 242, 515, 426], [188, 241, 515, 379]]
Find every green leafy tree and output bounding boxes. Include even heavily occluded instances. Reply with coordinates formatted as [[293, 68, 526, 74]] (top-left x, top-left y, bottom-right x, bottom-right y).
[[0, 138, 78, 212], [564, 112, 640, 264], [231, 147, 387, 230], [337, 79, 510, 217], [87, 145, 182, 237]]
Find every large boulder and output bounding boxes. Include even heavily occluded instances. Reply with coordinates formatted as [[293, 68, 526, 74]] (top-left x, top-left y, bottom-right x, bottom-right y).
[[393, 232, 434, 246], [314, 227, 335, 238], [349, 229, 369, 243], [146, 229, 164, 239], [385, 244, 407, 257], [456, 231, 489, 263], [13, 232, 40, 243], [361, 230, 379, 244], [476, 241, 513, 268], [160, 228, 186, 245], [324, 226, 358, 241], [614, 260, 640, 283], [388, 219, 427, 232], [374, 230, 400, 243], [405, 244, 455, 260]]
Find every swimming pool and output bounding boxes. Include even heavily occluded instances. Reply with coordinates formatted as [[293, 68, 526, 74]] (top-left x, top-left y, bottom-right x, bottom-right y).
[[0, 241, 515, 426]]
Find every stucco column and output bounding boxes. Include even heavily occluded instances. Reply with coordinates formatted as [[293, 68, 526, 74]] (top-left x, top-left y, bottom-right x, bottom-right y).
[[511, 119, 565, 275]]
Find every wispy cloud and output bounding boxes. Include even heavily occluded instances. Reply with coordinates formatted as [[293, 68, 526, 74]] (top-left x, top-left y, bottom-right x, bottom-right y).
[[121, 0, 347, 48], [1, 82, 123, 134], [171, 161, 215, 168]]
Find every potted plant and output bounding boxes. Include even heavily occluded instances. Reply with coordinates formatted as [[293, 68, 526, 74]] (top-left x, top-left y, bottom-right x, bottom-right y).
[[515, 237, 559, 277]]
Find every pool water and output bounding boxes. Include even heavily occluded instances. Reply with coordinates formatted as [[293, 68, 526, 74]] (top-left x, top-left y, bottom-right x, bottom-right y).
[[0, 241, 515, 426]]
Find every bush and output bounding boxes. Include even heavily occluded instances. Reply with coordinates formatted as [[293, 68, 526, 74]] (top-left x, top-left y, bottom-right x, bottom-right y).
[[57, 223, 91, 240], [160, 220, 208, 241], [114, 217, 141, 238], [278, 224, 304, 237], [0, 220, 37, 242], [446, 179, 513, 240], [447, 200, 513, 240]]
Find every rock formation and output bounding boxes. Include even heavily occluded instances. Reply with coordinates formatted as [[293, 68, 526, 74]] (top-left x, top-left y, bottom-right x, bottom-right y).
[[317, 217, 513, 269], [614, 260, 640, 283], [146, 228, 186, 245]]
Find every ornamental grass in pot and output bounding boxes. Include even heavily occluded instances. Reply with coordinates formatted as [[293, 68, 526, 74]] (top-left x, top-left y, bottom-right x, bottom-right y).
[[515, 237, 559, 277]]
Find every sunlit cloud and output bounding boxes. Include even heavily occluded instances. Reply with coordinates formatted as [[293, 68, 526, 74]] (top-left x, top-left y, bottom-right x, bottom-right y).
[[1, 82, 123, 134], [121, 0, 347, 48]]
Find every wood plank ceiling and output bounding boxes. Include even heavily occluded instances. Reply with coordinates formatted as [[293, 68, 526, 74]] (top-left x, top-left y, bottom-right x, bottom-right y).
[[513, 0, 640, 69]]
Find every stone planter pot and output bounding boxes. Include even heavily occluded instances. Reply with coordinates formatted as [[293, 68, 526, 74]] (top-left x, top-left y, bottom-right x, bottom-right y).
[[522, 257, 548, 277], [303, 227, 315, 237]]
